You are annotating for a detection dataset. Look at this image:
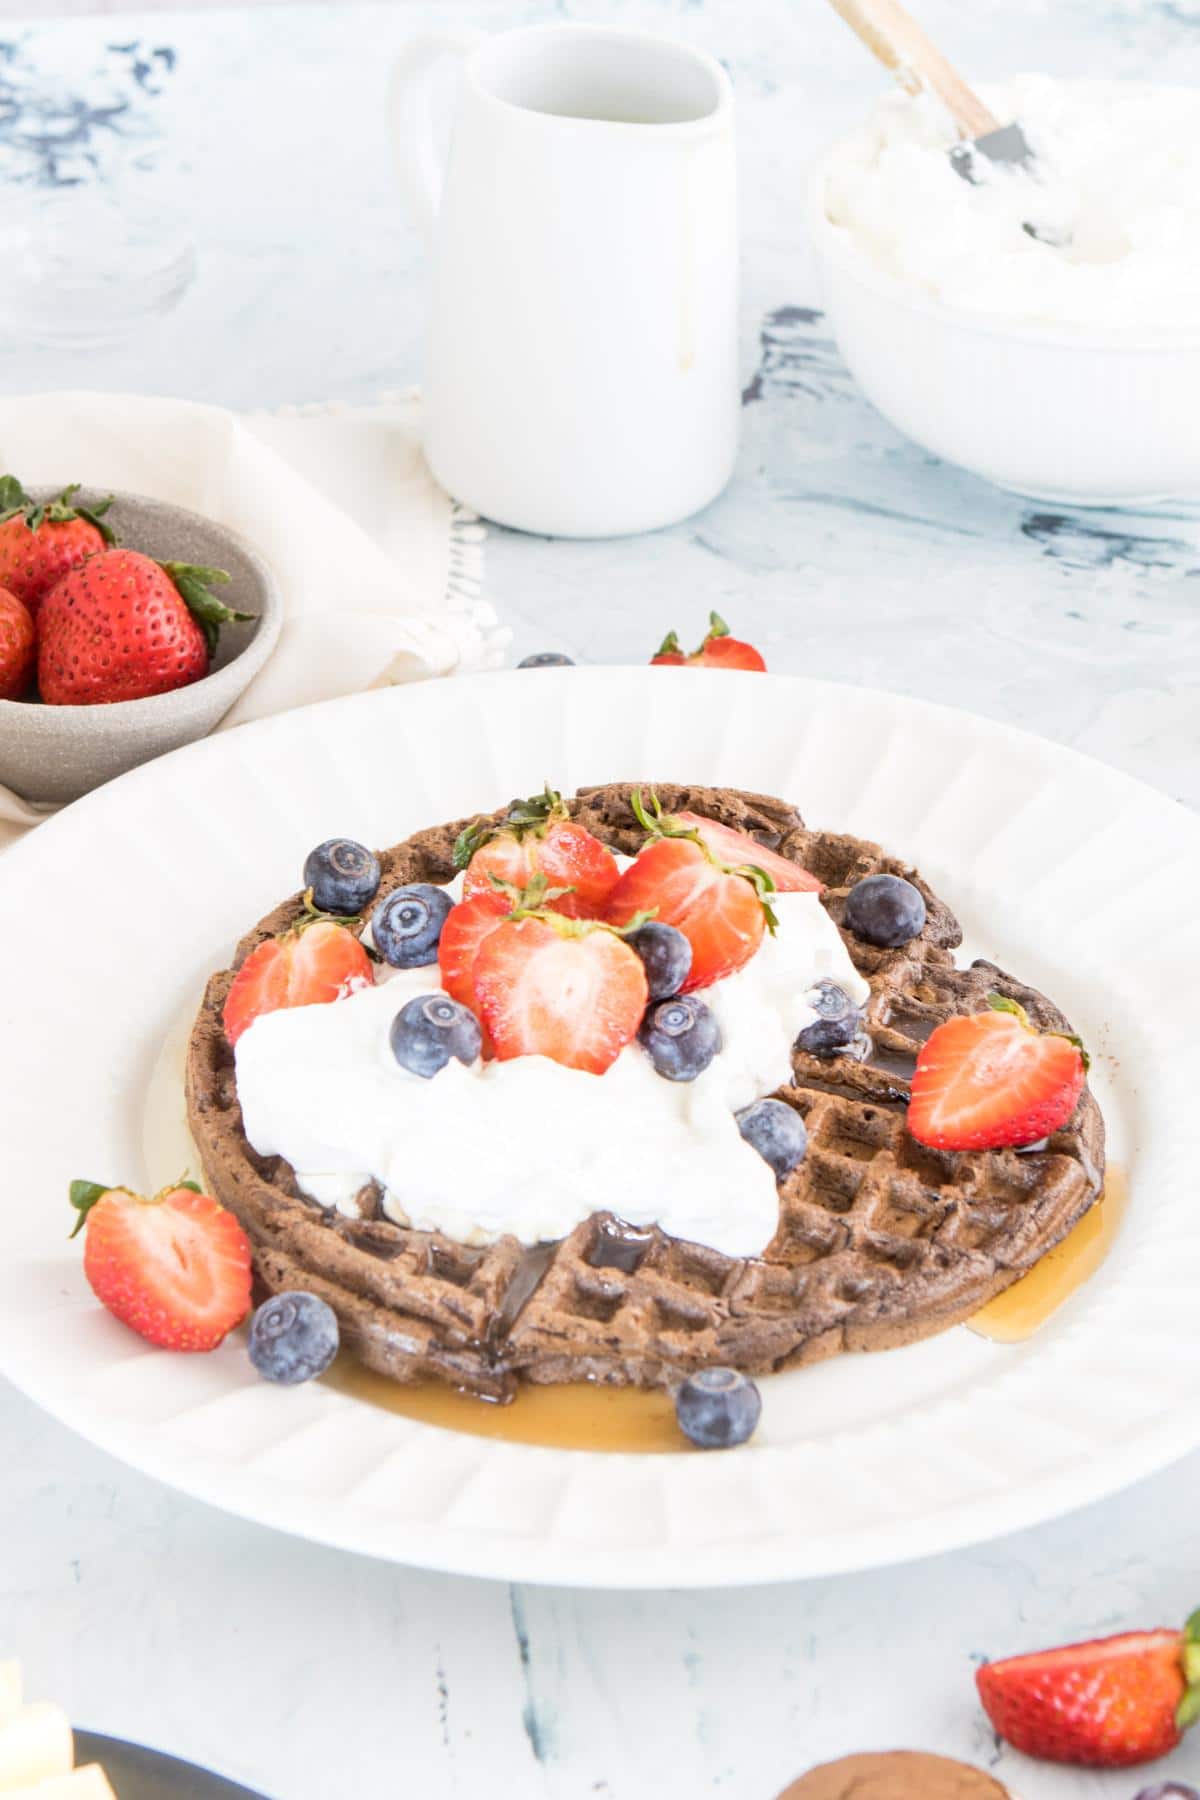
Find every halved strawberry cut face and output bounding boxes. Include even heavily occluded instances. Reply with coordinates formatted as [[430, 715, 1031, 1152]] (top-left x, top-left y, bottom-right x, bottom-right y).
[[438, 891, 511, 1008], [674, 812, 822, 894], [604, 837, 766, 991], [472, 917, 648, 1074], [908, 1000, 1086, 1151], [223, 919, 374, 1046], [81, 1184, 253, 1352], [462, 818, 620, 919]]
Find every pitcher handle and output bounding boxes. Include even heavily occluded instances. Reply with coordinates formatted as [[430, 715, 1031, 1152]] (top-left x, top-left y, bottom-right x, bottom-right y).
[[388, 28, 483, 243]]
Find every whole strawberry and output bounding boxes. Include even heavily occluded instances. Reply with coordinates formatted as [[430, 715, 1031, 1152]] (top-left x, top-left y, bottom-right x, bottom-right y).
[[977, 1611, 1200, 1768], [651, 611, 766, 671], [0, 586, 35, 701], [38, 549, 250, 705], [0, 476, 115, 619]]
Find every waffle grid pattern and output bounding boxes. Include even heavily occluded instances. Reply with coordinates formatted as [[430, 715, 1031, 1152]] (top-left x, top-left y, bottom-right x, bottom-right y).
[[186, 784, 1104, 1399]]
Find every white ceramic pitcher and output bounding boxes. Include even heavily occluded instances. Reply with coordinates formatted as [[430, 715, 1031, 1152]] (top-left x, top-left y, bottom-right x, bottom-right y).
[[390, 23, 739, 538]]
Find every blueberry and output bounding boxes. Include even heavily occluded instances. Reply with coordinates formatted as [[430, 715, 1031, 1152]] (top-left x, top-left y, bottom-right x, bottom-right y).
[[518, 652, 575, 668], [372, 883, 453, 968], [248, 1291, 340, 1385], [843, 873, 927, 948], [639, 994, 721, 1081], [1132, 1788, 1200, 1800], [795, 979, 865, 1056], [735, 1098, 808, 1179], [303, 838, 381, 915], [390, 993, 481, 1077], [675, 1367, 762, 1450], [627, 921, 693, 1000]]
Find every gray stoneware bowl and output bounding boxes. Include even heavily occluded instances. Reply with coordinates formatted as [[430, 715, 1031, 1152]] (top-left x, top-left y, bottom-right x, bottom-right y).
[[0, 487, 282, 805]]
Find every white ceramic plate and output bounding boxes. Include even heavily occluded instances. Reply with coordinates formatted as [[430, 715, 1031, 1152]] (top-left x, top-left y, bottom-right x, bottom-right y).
[[1, 670, 1195, 1588]]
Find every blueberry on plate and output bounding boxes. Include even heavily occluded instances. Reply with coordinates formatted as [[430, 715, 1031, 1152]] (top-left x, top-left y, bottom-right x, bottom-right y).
[[518, 651, 575, 668], [639, 994, 721, 1081], [676, 1367, 762, 1450], [795, 978, 864, 1056], [391, 994, 481, 1077], [735, 1098, 808, 1179], [843, 873, 926, 948], [248, 1291, 340, 1385], [627, 920, 693, 1000], [372, 883, 454, 968], [1132, 1787, 1200, 1799], [303, 838, 381, 915]]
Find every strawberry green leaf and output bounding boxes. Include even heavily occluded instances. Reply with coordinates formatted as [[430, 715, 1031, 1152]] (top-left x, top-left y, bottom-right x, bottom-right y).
[[0, 473, 29, 517], [706, 611, 730, 641], [161, 562, 254, 658], [986, 993, 1033, 1029], [1177, 1611, 1200, 1730], [176, 1178, 202, 1194], [453, 818, 493, 870], [654, 629, 682, 657], [68, 1178, 111, 1239]]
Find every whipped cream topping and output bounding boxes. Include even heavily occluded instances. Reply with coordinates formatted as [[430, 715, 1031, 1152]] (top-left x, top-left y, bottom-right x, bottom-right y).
[[823, 76, 1200, 331], [234, 887, 869, 1259]]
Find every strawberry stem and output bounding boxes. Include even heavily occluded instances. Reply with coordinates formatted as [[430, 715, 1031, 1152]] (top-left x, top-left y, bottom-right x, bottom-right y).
[[161, 562, 253, 658], [451, 786, 566, 869], [68, 1178, 111, 1239], [629, 788, 779, 932], [987, 993, 1091, 1071], [0, 475, 117, 543], [485, 870, 575, 911]]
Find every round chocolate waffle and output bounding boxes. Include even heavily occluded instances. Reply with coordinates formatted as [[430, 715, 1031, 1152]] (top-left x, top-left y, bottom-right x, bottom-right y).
[[185, 783, 1104, 1400]]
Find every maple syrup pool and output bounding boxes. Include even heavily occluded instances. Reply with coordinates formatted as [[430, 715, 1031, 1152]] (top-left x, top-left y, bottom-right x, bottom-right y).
[[144, 999, 1127, 1455]]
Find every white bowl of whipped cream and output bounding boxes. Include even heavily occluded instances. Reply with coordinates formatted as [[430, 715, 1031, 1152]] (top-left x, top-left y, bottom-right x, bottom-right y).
[[807, 75, 1200, 504]]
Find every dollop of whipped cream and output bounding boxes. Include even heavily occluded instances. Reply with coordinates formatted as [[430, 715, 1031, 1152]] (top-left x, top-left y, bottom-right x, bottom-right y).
[[823, 76, 1200, 330], [233, 887, 869, 1259]]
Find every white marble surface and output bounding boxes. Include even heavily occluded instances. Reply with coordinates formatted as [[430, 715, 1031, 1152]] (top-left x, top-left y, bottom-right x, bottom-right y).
[[0, 3, 1198, 1797]]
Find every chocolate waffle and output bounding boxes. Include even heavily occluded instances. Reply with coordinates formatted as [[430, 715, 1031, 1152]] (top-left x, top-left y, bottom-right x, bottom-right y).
[[185, 783, 1105, 1400]]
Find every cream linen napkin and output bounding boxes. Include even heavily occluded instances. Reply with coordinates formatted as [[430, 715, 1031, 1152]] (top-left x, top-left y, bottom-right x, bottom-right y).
[[0, 389, 508, 844]]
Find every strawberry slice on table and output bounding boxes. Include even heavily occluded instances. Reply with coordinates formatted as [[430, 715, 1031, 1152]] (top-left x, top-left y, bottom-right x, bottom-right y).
[[603, 789, 777, 991], [651, 611, 766, 672], [0, 587, 35, 701], [455, 786, 620, 920], [38, 548, 253, 706], [0, 476, 115, 619], [674, 811, 822, 894], [472, 913, 648, 1074], [907, 994, 1087, 1151], [69, 1179, 253, 1352], [976, 1611, 1200, 1767], [223, 918, 374, 1046]]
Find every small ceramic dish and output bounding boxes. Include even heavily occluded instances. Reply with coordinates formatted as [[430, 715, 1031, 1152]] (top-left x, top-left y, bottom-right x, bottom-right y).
[[0, 487, 281, 805], [806, 147, 1200, 506]]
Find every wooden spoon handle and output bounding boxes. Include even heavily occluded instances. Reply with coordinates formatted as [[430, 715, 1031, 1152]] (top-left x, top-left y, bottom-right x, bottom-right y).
[[825, 0, 1000, 139]]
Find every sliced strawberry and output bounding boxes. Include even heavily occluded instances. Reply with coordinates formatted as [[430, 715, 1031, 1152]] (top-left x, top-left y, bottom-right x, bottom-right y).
[[675, 812, 822, 894], [907, 996, 1086, 1151], [651, 611, 766, 672], [977, 1614, 1200, 1768], [223, 918, 374, 1046], [457, 787, 620, 919], [472, 915, 648, 1074], [605, 837, 766, 991], [603, 789, 774, 990], [438, 890, 511, 1008], [71, 1179, 253, 1352]]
